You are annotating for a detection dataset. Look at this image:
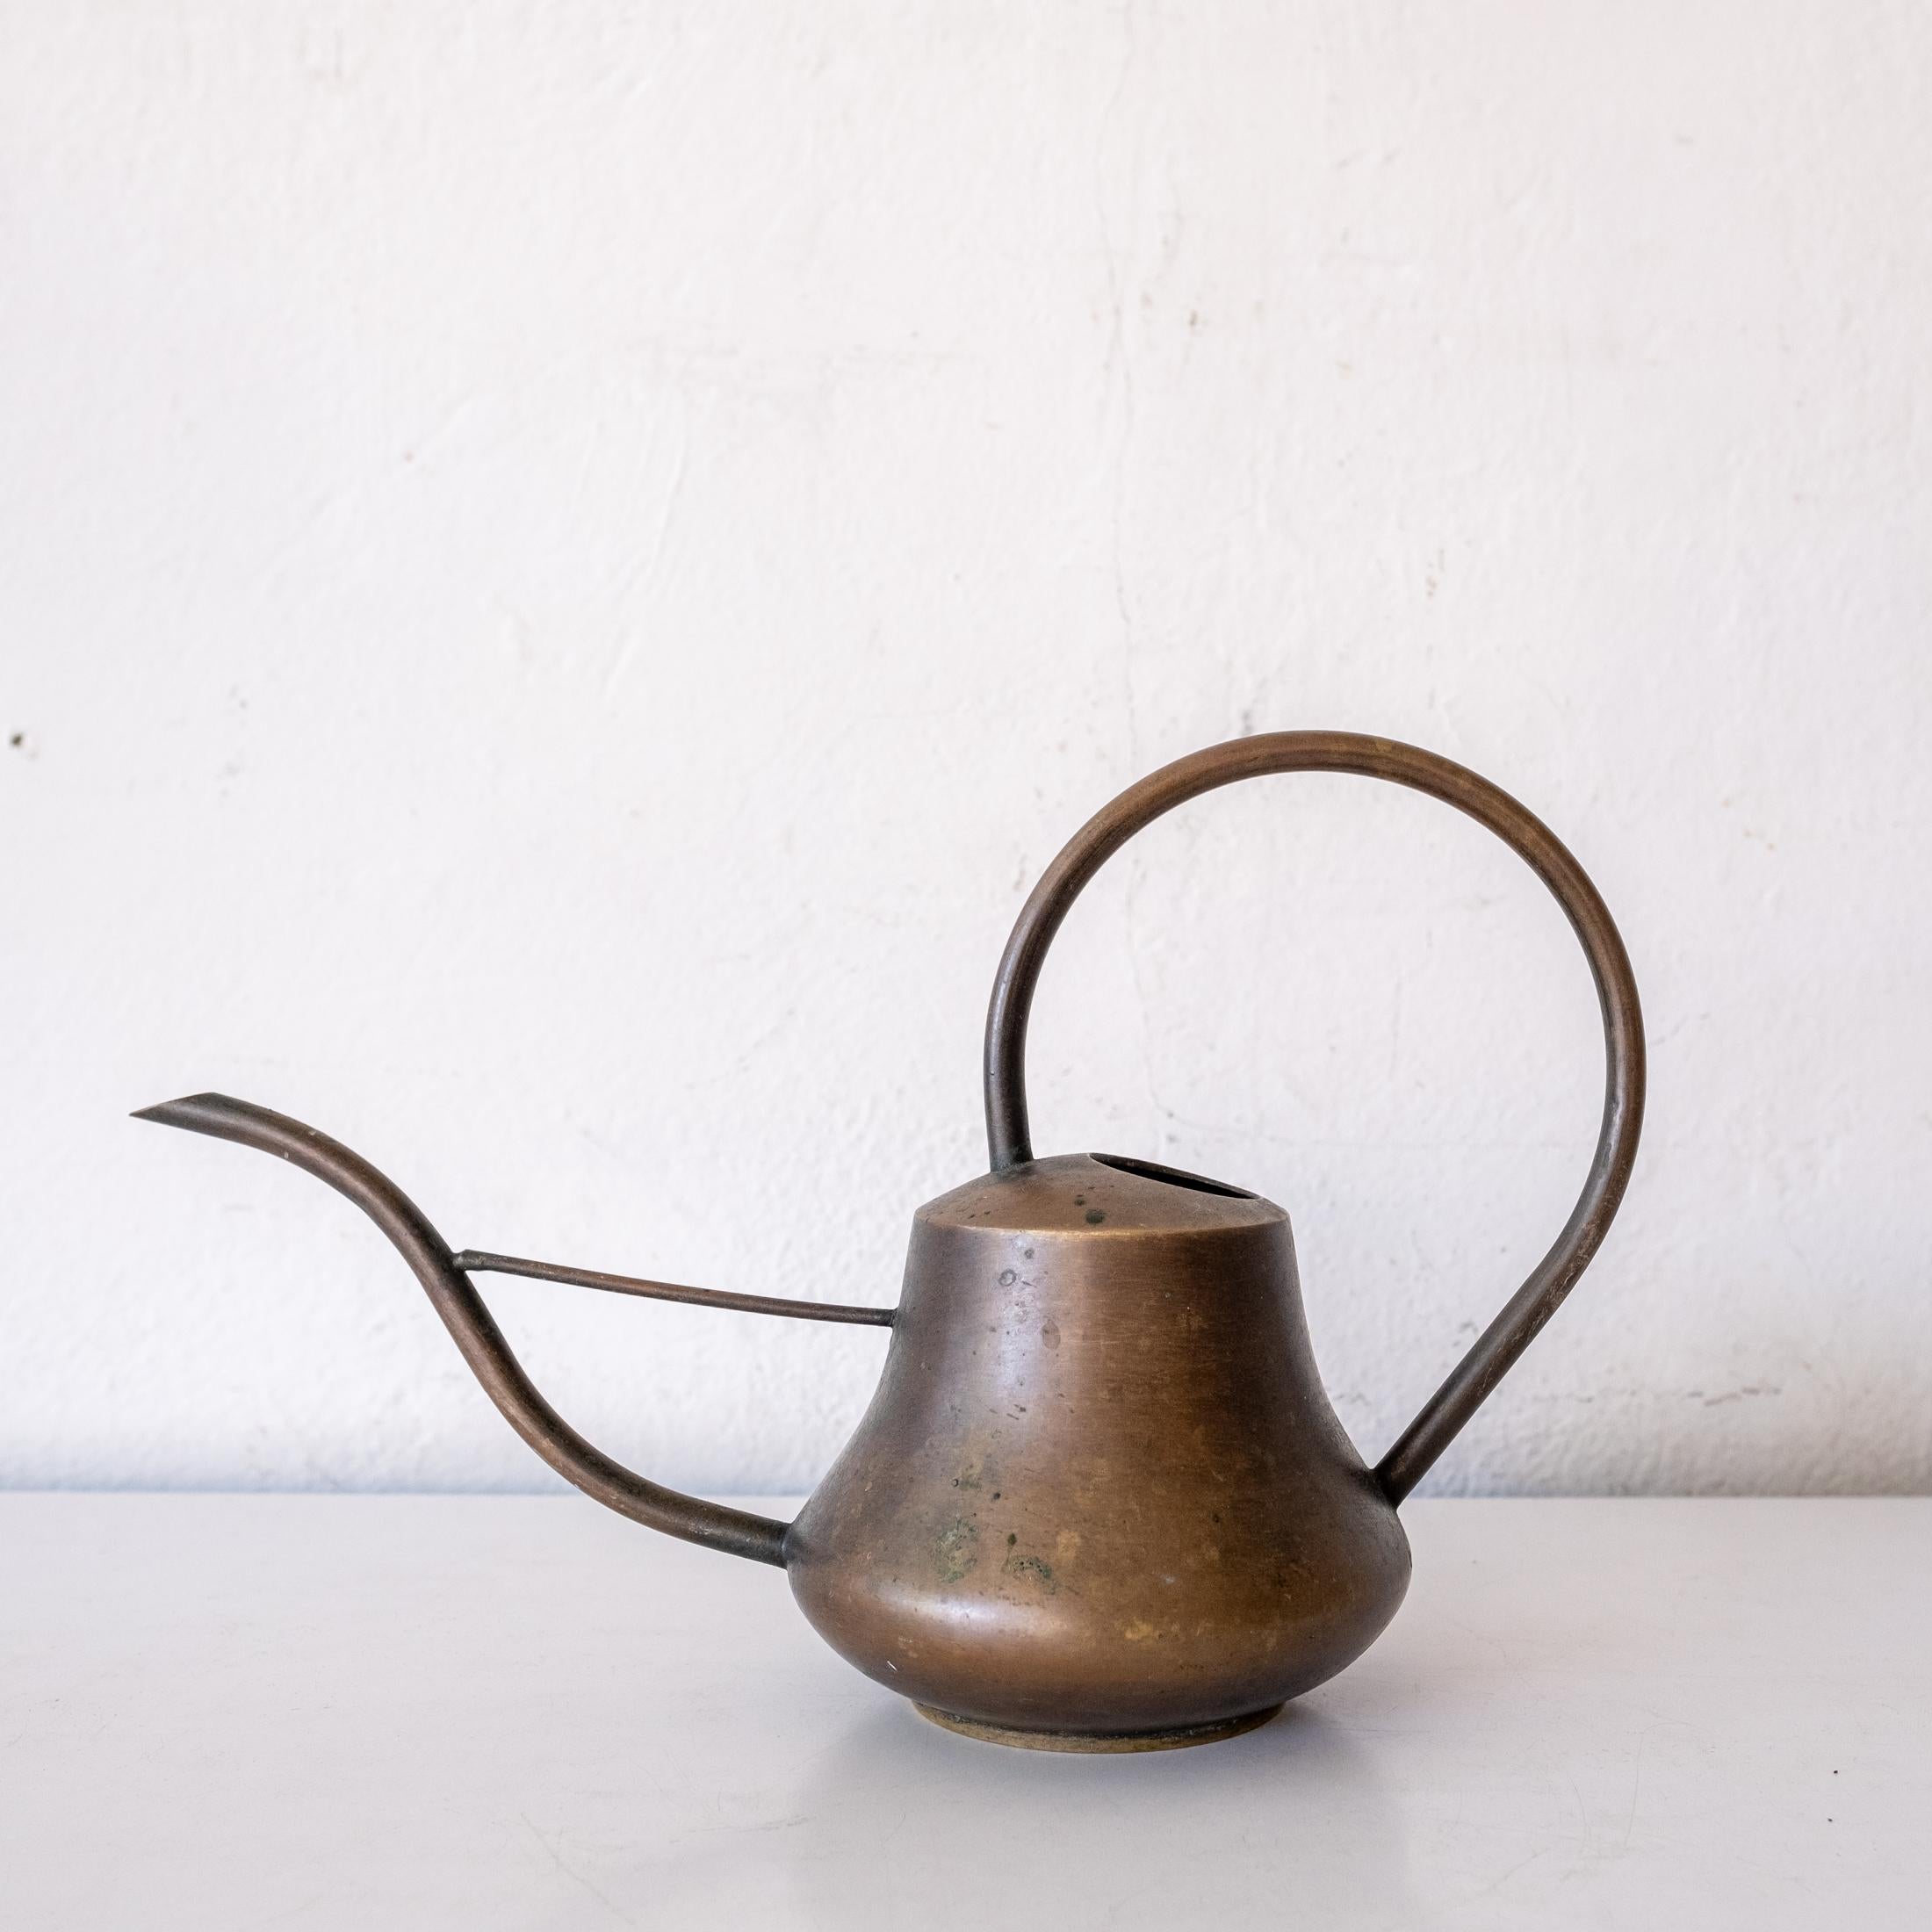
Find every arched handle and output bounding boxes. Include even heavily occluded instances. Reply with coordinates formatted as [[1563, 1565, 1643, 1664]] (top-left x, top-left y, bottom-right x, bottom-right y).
[[984, 731, 1646, 1503]]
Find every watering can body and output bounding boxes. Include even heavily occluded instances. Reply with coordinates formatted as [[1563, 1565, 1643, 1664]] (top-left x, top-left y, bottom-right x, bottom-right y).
[[139, 732, 1643, 1750], [788, 1155, 1410, 1743]]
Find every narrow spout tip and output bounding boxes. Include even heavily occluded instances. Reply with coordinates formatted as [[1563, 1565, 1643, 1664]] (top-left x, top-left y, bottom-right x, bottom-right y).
[[132, 1092, 332, 1162], [132, 1093, 234, 1129]]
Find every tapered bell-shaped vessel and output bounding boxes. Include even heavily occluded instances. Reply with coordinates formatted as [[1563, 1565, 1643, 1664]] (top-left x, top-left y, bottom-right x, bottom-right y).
[[787, 1152, 1411, 1745]]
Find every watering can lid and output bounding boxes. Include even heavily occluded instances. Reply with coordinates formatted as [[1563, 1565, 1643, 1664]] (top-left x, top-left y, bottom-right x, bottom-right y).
[[918, 1150, 1285, 1236]]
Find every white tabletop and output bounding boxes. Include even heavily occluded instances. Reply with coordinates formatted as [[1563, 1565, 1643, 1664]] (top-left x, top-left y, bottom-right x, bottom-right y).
[[2, 1496, 1924, 1929]]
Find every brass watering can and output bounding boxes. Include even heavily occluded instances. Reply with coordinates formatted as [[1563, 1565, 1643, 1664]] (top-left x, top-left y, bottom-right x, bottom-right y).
[[139, 732, 1643, 1751]]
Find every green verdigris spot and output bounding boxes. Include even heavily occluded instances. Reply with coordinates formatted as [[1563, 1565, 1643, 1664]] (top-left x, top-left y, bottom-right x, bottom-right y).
[[936, 1517, 979, 1582], [1003, 1554, 1056, 1593]]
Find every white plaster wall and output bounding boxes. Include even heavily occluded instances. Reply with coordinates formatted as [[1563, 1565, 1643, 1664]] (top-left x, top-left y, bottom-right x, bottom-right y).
[[4, 3, 1928, 1498]]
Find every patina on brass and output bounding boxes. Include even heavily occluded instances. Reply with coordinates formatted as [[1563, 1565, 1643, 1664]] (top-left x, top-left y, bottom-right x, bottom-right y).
[[137, 731, 1645, 1749]]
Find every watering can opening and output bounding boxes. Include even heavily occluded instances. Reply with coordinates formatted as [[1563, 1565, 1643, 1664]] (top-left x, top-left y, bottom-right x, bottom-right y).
[[1087, 1151, 1258, 1199]]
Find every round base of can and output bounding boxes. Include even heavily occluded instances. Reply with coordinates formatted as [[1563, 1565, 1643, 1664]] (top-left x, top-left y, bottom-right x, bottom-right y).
[[913, 1702, 1283, 1753]]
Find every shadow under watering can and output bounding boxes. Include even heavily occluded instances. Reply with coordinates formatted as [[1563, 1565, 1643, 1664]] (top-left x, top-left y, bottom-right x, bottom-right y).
[[138, 731, 1644, 1751]]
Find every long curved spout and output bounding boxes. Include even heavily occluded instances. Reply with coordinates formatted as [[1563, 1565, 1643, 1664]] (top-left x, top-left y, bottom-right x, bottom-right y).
[[133, 1093, 788, 1566]]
